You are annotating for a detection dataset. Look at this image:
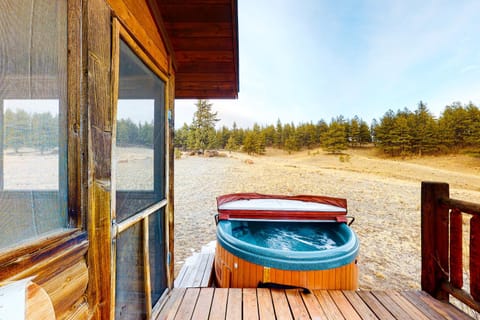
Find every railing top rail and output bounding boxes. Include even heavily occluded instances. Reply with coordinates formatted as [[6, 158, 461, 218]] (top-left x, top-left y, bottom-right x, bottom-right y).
[[440, 197, 480, 216]]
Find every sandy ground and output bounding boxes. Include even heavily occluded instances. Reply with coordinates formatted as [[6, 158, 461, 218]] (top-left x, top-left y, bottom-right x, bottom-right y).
[[175, 148, 480, 290]]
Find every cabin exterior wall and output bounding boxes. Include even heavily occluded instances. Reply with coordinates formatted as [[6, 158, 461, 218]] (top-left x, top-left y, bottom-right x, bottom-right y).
[[0, 0, 175, 319]]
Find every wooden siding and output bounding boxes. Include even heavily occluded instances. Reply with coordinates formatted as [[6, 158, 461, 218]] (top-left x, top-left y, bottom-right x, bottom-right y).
[[86, 0, 113, 318], [107, 0, 170, 75], [156, 0, 239, 99]]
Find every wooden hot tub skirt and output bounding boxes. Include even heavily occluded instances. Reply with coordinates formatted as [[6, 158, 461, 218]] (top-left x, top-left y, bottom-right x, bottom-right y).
[[215, 242, 358, 290]]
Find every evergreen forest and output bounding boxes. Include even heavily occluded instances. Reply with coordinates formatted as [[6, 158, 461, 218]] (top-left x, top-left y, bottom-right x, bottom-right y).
[[9, 100, 476, 158], [3, 109, 58, 154], [174, 100, 480, 157]]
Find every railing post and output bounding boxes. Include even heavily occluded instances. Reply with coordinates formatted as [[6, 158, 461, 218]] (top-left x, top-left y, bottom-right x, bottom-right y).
[[471, 215, 480, 301], [421, 182, 449, 301]]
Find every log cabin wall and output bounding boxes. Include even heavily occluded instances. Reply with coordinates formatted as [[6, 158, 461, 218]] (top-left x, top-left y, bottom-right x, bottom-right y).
[[0, 0, 175, 319], [0, 0, 89, 318], [0, 0, 237, 318], [87, 0, 176, 318]]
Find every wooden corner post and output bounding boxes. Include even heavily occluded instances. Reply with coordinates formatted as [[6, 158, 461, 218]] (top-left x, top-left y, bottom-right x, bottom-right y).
[[421, 182, 449, 301]]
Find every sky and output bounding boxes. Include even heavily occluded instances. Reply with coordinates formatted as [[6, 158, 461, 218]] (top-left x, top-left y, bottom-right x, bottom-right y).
[[174, 0, 480, 129]]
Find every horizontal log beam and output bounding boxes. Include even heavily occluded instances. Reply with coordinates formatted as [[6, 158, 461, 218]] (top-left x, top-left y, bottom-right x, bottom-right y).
[[164, 22, 232, 38], [177, 62, 234, 74], [171, 37, 233, 51], [0, 230, 86, 281], [160, 4, 232, 23], [175, 81, 235, 91], [175, 89, 237, 99], [175, 72, 236, 82], [175, 50, 233, 63]]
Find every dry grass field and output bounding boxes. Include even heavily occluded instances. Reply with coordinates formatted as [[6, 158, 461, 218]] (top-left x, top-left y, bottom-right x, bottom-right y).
[[6, 146, 478, 293], [174, 147, 480, 291]]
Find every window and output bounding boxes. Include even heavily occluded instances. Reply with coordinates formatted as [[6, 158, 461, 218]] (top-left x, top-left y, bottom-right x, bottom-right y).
[[0, 0, 68, 250], [114, 39, 167, 319]]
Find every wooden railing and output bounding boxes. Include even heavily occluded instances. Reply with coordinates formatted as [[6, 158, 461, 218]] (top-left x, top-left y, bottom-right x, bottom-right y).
[[421, 182, 480, 312]]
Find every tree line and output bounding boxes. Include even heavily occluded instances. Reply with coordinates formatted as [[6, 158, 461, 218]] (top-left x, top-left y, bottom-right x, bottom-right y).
[[373, 101, 480, 156], [116, 118, 154, 147], [175, 100, 480, 157], [3, 109, 58, 154]]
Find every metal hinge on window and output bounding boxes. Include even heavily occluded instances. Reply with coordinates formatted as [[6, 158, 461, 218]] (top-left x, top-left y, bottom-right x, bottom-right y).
[[111, 219, 118, 240]]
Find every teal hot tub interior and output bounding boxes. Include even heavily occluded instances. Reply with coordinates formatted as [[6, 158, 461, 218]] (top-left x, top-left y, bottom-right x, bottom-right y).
[[216, 220, 359, 271]]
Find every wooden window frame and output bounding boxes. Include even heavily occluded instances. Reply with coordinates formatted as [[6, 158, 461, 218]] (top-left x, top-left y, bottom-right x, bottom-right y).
[[0, 0, 84, 263], [111, 19, 172, 319]]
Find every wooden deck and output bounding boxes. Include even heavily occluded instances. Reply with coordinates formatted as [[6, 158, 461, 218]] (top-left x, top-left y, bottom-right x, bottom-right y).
[[155, 287, 472, 319], [157, 249, 473, 319], [174, 252, 214, 288], [158, 183, 480, 319]]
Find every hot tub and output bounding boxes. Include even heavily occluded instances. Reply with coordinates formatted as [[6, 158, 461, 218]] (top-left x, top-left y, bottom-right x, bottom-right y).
[[214, 193, 359, 290]]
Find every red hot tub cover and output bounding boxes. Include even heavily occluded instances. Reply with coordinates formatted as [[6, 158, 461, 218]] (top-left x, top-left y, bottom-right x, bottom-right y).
[[216, 193, 348, 222]]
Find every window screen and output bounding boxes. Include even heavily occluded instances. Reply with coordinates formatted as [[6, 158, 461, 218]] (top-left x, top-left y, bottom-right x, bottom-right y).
[[0, 0, 68, 250], [114, 39, 167, 319], [115, 40, 166, 222]]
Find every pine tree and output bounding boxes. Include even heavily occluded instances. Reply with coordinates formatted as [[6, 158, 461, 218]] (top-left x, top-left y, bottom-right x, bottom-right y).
[[358, 120, 371, 145], [411, 101, 436, 156], [321, 121, 347, 154], [5, 109, 31, 153], [31, 112, 57, 154], [174, 123, 190, 150], [274, 119, 283, 148], [348, 116, 361, 147], [242, 131, 256, 155], [225, 135, 239, 152], [375, 110, 396, 155], [190, 100, 219, 152]]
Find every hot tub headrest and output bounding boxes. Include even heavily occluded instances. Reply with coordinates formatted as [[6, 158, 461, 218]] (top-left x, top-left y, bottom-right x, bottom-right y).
[[216, 193, 348, 222]]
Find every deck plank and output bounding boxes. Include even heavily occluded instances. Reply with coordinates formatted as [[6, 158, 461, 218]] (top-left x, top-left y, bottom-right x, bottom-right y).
[[200, 253, 215, 287], [190, 288, 214, 320], [313, 290, 345, 319], [371, 290, 417, 320], [156, 289, 187, 320], [242, 288, 259, 320], [209, 288, 229, 320], [400, 291, 448, 320], [271, 289, 293, 320], [174, 266, 188, 287], [342, 291, 379, 320], [174, 288, 200, 320], [257, 288, 276, 320], [357, 291, 395, 320], [328, 290, 362, 320], [300, 290, 328, 319], [285, 290, 310, 320], [386, 290, 431, 320], [409, 291, 474, 320], [158, 287, 475, 320], [226, 288, 243, 320], [175, 251, 215, 288], [191, 254, 209, 287]]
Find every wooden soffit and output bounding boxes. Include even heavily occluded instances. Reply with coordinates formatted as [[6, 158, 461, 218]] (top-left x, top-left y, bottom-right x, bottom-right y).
[[154, 0, 239, 99]]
